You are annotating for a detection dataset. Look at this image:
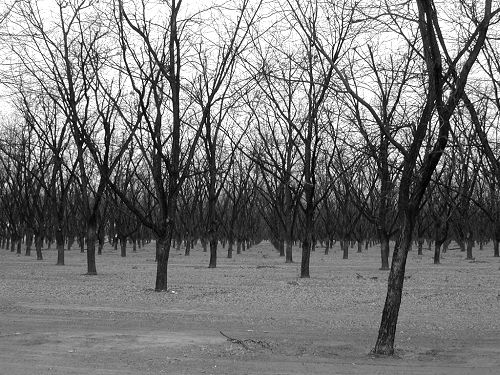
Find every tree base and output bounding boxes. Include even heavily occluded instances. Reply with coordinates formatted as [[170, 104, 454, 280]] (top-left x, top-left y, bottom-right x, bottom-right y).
[[371, 346, 395, 356]]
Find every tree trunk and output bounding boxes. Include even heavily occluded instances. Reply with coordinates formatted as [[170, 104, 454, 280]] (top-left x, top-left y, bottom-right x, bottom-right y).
[[35, 235, 43, 260], [16, 239, 22, 254], [300, 179, 314, 277], [373, 212, 414, 355], [79, 235, 85, 253], [120, 237, 127, 257], [236, 239, 242, 254], [285, 234, 293, 263], [25, 232, 33, 256], [208, 239, 217, 268], [67, 236, 75, 250], [86, 215, 97, 275], [458, 239, 465, 252], [155, 234, 172, 292], [279, 239, 285, 257], [494, 238, 499, 257], [340, 240, 347, 259], [380, 234, 390, 270], [466, 234, 474, 260], [357, 241, 362, 253], [227, 239, 233, 258], [434, 240, 443, 264], [417, 239, 424, 255], [185, 238, 191, 256], [98, 234, 104, 255], [56, 227, 64, 265], [324, 240, 329, 255], [300, 239, 311, 278]]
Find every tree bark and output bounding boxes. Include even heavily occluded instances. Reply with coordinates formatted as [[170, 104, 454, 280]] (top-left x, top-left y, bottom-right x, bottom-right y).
[[458, 239, 465, 252], [300, 177, 314, 277], [185, 238, 191, 256], [97, 233, 104, 255], [373, 212, 414, 355], [300, 238, 311, 278], [417, 239, 424, 255], [56, 226, 64, 265], [342, 240, 349, 259], [120, 237, 127, 257], [434, 240, 443, 264], [86, 215, 97, 275], [466, 233, 474, 260], [35, 235, 43, 260], [380, 234, 390, 270], [208, 238, 217, 268], [155, 233, 171, 291], [79, 235, 85, 253], [16, 239, 22, 254], [25, 232, 33, 256]]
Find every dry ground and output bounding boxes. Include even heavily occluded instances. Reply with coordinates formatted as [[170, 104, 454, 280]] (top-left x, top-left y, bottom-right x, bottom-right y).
[[0, 240, 499, 374]]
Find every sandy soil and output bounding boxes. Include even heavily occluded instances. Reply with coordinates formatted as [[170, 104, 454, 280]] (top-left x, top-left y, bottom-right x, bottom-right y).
[[0, 241, 499, 374]]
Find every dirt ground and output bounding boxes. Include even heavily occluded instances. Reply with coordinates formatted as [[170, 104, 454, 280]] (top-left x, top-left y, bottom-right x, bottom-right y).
[[1, 241, 499, 374]]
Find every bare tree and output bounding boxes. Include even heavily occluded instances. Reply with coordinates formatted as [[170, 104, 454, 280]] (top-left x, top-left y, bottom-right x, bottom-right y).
[[188, 0, 261, 268], [8, 0, 111, 273], [19, 90, 77, 266], [290, 0, 499, 354]]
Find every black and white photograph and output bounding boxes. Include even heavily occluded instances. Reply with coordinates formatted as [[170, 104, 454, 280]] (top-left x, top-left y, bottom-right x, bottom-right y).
[[0, 0, 499, 373]]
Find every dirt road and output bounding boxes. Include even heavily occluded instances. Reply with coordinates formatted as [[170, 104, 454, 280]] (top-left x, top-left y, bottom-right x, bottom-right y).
[[1, 242, 499, 374]]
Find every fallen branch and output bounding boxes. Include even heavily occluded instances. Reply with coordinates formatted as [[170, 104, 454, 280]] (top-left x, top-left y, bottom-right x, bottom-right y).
[[219, 331, 272, 350], [219, 330, 250, 350]]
